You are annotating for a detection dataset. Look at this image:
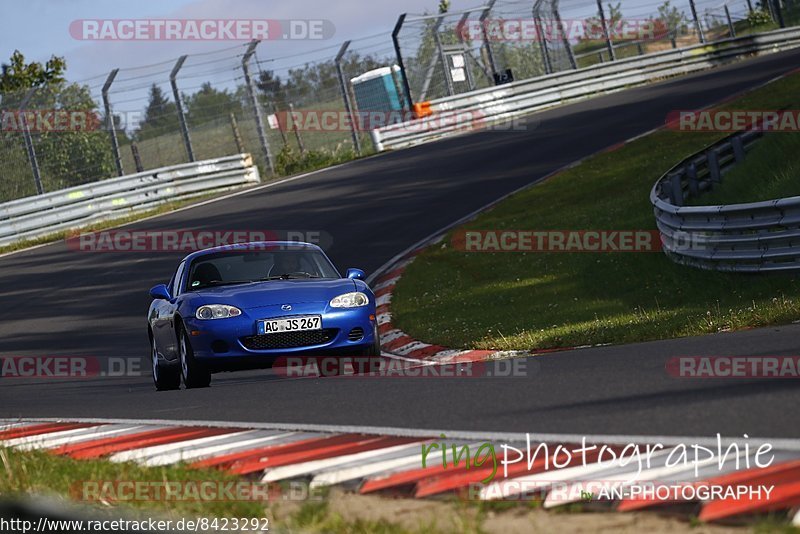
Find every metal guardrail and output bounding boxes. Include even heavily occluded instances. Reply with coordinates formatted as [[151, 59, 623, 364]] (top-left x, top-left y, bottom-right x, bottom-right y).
[[371, 26, 800, 151], [651, 131, 800, 272], [0, 154, 260, 247]]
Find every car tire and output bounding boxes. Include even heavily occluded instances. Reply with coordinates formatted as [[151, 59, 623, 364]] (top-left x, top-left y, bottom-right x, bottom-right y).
[[362, 324, 381, 356], [179, 327, 211, 389], [151, 335, 180, 391]]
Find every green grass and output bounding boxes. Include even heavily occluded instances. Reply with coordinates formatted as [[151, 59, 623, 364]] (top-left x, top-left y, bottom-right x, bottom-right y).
[[391, 71, 800, 351], [0, 447, 455, 533], [688, 132, 800, 205], [0, 447, 263, 518]]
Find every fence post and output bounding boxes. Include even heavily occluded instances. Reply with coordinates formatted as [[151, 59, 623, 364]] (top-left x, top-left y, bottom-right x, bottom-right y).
[[288, 103, 305, 154], [130, 142, 144, 173], [746, 0, 753, 12], [553, 1, 578, 69], [533, 0, 553, 74], [392, 14, 414, 110], [19, 87, 44, 195], [170, 55, 194, 162], [418, 16, 446, 101], [724, 5, 736, 37], [597, 0, 616, 61], [480, 1, 498, 78], [229, 112, 244, 154], [335, 40, 362, 156], [773, 0, 786, 27], [101, 69, 124, 177], [242, 40, 275, 174], [688, 0, 706, 43]]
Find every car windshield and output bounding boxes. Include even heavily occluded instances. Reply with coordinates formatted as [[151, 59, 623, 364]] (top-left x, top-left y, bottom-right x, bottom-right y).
[[185, 248, 340, 291]]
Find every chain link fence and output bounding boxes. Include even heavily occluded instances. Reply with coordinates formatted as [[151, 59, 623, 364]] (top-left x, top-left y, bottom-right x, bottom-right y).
[[1, 0, 798, 203]]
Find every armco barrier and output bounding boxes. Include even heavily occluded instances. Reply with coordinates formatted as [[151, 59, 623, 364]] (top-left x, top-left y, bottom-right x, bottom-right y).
[[371, 27, 800, 151], [651, 130, 800, 272], [0, 154, 260, 247]]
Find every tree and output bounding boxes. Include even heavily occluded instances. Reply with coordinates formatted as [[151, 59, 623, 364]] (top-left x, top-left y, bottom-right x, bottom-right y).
[[0, 50, 114, 192], [654, 1, 688, 37], [0, 50, 66, 95], [136, 84, 179, 141], [184, 82, 242, 126]]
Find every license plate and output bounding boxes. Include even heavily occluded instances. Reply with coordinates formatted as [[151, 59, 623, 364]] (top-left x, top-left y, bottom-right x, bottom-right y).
[[258, 315, 322, 335]]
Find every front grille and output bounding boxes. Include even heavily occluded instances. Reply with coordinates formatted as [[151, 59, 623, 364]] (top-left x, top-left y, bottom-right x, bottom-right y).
[[347, 327, 364, 341], [240, 329, 338, 350]]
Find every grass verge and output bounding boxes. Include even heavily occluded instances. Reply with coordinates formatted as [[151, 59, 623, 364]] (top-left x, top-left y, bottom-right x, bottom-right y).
[[391, 70, 800, 351]]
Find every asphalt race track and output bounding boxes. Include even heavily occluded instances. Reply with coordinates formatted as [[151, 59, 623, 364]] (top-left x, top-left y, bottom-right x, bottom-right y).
[[2, 48, 800, 438]]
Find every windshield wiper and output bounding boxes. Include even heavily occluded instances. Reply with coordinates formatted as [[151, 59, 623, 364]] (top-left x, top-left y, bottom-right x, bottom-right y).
[[256, 272, 321, 281], [193, 280, 253, 289]]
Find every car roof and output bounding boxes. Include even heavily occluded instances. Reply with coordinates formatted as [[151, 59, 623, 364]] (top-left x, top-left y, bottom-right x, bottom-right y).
[[180, 241, 324, 264]]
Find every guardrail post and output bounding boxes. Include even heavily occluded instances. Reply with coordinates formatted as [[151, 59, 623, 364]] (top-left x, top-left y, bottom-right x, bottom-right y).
[[229, 113, 245, 154], [596, 0, 616, 61], [130, 142, 144, 173], [724, 5, 736, 37], [335, 41, 362, 156], [170, 55, 194, 162], [19, 87, 44, 195], [688, 0, 706, 43], [288, 103, 306, 154], [731, 136, 745, 162], [553, 1, 578, 69], [687, 162, 699, 197], [480, 2, 499, 78], [669, 172, 684, 206], [101, 69, 124, 177], [707, 148, 721, 184], [242, 41, 275, 174], [392, 14, 414, 111]]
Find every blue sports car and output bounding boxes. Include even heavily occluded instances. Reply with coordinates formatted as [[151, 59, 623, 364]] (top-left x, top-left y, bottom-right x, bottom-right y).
[[147, 242, 379, 389]]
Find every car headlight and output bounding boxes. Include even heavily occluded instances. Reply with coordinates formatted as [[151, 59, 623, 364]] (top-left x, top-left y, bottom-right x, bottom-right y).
[[330, 292, 369, 308], [196, 304, 242, 320]]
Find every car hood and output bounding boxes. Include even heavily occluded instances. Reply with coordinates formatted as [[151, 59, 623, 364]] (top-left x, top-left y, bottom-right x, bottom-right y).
[[191, 278, 357, 310]]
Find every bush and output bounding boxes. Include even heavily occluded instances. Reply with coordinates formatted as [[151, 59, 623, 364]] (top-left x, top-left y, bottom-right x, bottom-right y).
[[747, 9, 774, 26], [274, 144, 358, 176]]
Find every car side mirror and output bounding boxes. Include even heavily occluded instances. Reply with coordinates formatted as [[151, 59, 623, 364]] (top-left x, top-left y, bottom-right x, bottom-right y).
[[346, 268, 365, 281], [149, 284, 171, 300]]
